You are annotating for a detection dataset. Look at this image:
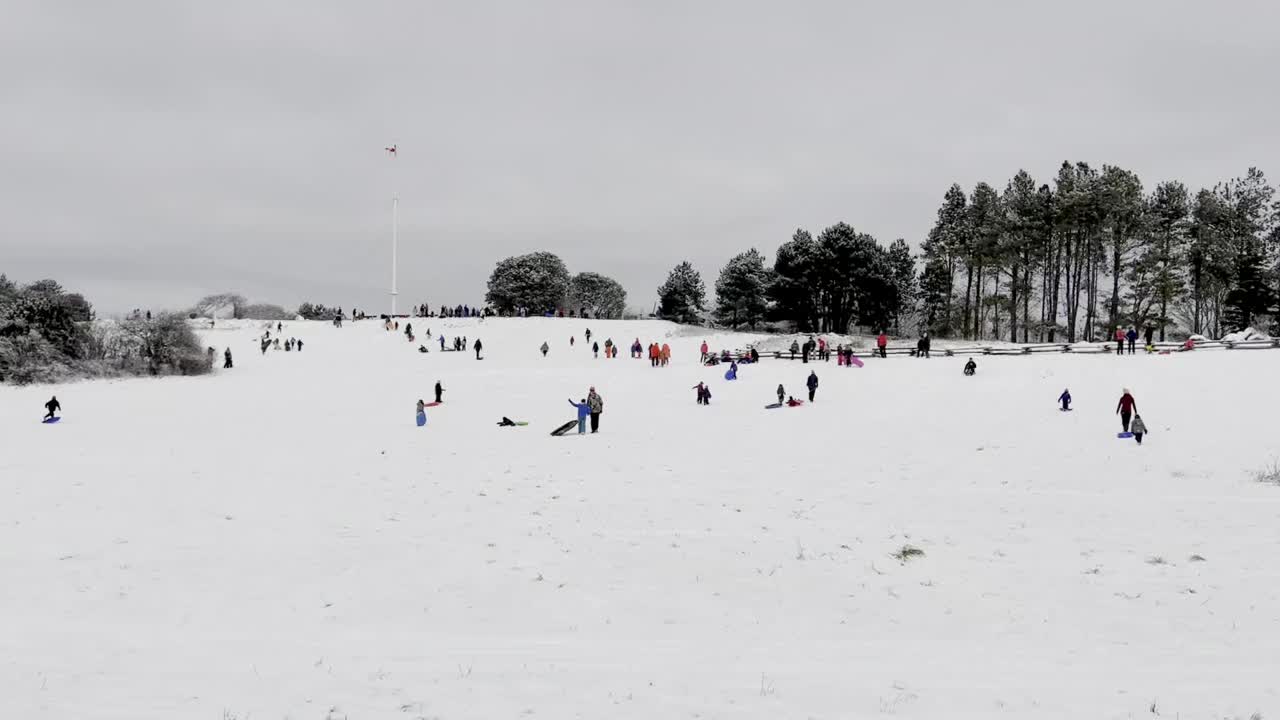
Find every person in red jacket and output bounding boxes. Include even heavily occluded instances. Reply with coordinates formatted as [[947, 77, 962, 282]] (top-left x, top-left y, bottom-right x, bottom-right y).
[[1114, 327, 1125, 356], [876, 331, 888, 358], [1116, 389, 1137, 432], [700, 340, 709, 363]]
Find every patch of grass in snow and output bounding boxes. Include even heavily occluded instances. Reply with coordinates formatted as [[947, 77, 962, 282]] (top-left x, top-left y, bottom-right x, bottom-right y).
[[892, 545, 925, 563], [1253, 460, 1280, 485]]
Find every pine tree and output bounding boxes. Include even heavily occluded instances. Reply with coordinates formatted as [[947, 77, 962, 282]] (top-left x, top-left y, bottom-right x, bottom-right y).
[[1099, 165, 1145, 330], [886, 238, 916, 334], [769, 229, 820, 331], [657, 261, 706, 324], [713, 249, 771, 328], [1130, 181, 1189, 339]]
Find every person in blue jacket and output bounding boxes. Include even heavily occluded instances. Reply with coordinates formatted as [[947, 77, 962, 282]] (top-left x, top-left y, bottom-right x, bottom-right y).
[[568, 397, 591, 434], [1058, 388, 1071, 411]]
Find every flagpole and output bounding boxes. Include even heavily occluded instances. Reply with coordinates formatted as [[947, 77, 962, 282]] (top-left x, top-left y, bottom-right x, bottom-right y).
[[391, 193, 399, 316], [386, 143, 399, 317]]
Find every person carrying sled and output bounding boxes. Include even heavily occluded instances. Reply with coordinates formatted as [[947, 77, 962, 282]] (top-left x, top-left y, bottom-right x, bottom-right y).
[[1130, 414, 1148, 445], [1116, 388, 1137, 433], [725, 361, 738, 380], [806, 370, 819, 402], [1058, 389, 1072, 411], [568, 397, 591, 434], [44, 396, 61, 421], [963, 358, 977, 376]]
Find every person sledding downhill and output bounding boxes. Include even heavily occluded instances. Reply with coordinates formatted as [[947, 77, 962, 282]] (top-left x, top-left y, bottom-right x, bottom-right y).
[[786, 396, 804, 407], [44, 396, 61, 421], [963, 358, 977, 376], [1116, 388, 1138, 433]]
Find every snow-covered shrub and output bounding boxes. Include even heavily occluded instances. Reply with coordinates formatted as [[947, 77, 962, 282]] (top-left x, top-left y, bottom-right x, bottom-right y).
[[0, 331, 74, 384]]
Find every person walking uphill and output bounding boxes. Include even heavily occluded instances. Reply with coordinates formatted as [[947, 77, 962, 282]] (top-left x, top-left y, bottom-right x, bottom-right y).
[[1116, 389, 1137, 433], [777, 384, 786, 405], [473, 338, 483, 360], [587, 387, 603, 433], [568, 397, 591, 434], [806, 370, 819, 402], [434, 381, 444, 404], [1130, 414, 1148, 445], [44, 396, 61, 421], [540, 341, 549, 357], [223, 347, 233, 369]]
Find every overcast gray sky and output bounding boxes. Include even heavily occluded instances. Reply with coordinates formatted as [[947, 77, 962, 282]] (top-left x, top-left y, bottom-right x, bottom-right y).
[[2, 1, 1277, 315]]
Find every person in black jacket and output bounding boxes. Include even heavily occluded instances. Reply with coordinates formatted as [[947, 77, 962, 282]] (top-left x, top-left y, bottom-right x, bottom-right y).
[[223, 348, 233, 369], [434, 381, 444, 404], [963, 358, 977, 376], [917, 333, 931, 359], [806, 371, 819, 402], [473, 338, 483, 360], [44, 396, 61, 420]]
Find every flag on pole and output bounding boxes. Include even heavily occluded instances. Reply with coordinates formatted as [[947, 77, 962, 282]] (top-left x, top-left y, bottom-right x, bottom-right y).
[[385, 144, 397, 156]]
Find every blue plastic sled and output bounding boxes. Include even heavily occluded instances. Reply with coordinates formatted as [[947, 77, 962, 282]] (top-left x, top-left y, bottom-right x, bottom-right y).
[[1117, 431, 1132, 438], [42, 417, 61, 424], [724, 370, 737, 380], [416, 411, 427, 427]]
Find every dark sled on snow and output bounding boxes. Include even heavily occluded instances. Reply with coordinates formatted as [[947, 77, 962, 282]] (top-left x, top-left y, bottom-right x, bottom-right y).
[[550, 420, 578, 436]]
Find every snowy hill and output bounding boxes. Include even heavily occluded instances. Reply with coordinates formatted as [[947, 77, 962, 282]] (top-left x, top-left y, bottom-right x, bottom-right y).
[[3, 317, 1279, 719]]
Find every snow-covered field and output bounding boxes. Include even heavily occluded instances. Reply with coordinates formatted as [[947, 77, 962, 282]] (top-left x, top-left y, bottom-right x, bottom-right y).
[[3, 318, 1279, 719]]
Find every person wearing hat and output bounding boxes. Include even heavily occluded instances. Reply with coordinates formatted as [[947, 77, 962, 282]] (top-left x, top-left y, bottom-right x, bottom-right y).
[[587, 386, 603, 433]]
